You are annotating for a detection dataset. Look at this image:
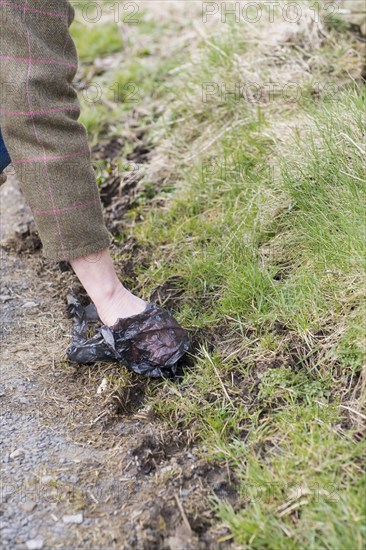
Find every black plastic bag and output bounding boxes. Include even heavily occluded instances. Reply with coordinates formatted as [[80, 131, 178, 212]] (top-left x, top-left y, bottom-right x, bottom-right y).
[[66, 296, 190, 378]]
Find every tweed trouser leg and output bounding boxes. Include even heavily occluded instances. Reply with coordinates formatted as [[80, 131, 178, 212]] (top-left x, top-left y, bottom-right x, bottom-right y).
[[0, 0, 110, 261]]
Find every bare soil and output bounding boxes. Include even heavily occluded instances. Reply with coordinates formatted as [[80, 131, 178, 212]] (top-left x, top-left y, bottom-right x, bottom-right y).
[[0, 176, 239, 549]]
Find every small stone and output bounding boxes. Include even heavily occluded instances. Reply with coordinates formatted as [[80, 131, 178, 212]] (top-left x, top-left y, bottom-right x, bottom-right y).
[[25, 538, 44, 550], [62, 513, 83, 524], [160, 465, 173, 474], [22, 301, 38, 308], [40, 475, 54, 484], [21, 501, 37, 513], [10, 448, 26, 459], [97, 377, 108, 394], [0, 295, 12, 302], [19, 397, 30, 405], [1, 527, 14, 536]]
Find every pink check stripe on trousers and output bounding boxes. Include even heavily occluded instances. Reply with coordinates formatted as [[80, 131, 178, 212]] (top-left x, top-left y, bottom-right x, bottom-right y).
[[0, 0, 110, 261]]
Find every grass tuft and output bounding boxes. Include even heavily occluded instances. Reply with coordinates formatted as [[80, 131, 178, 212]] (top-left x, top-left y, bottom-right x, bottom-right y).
[[71, 2, 366, 547]]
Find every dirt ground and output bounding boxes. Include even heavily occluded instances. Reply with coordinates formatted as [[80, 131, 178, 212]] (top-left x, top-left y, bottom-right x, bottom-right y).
[[0, 176, 239, 549]]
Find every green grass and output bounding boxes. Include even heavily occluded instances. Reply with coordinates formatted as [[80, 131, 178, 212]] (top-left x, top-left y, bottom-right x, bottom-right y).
[[71, 2, 366, 548], [131, 14, 365, 548], [138, 85, 365, 543], [70, 21, 123, 62]]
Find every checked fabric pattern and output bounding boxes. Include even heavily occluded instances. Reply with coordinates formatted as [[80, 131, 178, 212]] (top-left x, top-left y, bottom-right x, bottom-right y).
[[0, 0, 110, 260]]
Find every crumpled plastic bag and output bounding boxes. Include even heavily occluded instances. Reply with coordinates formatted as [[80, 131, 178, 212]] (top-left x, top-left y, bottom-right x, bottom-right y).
[[66, 296, 190, 378]]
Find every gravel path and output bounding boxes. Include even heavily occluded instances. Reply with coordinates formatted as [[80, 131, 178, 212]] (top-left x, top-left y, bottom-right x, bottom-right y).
[[0, 178, 109, 549]]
